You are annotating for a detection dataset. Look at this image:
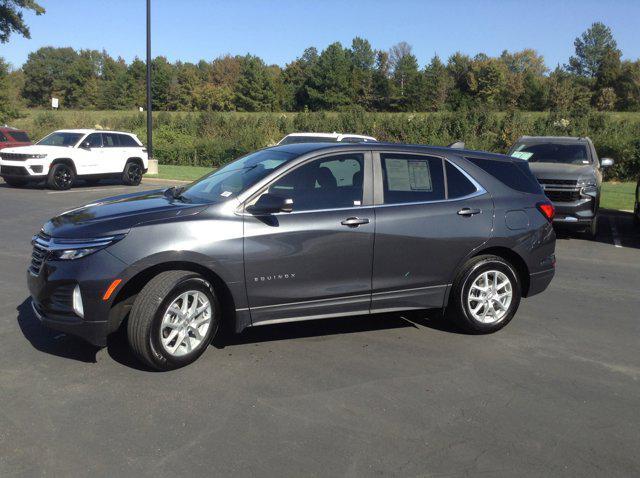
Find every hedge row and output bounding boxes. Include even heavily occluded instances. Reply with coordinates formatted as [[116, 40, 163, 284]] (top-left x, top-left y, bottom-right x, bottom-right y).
[[14, 109, 640, 180]]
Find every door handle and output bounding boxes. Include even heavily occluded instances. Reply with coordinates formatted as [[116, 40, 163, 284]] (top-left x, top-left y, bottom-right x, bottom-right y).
[[457, 208, 481, 216], [341, 217, 370, 227]]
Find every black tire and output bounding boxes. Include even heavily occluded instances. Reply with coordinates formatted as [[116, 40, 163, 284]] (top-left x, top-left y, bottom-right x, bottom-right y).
[[3, 177, 28, 187], [127, 271, 220, 371], [447, 254, 522, 334], [634, 202, 640, 227], [47, 163, 75, 190], [122, 161, 143, 186]]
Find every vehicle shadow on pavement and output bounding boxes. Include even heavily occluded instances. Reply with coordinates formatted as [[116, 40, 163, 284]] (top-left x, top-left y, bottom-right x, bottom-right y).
[[211, 309, 458, 349], [0, 178, 129, 190], [555, 209, 640, 249], [16, 298, 100, 363]]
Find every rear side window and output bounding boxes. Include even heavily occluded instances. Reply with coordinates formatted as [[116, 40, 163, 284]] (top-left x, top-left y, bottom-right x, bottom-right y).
[[0, 132, 7, 142], [381, 153, 445, 204], [118, 134, 139, 147], [465, 156, 541, 194], [446, 161, 477, 198], [8, 131, 30, 142], [102, 133, 120, 147]]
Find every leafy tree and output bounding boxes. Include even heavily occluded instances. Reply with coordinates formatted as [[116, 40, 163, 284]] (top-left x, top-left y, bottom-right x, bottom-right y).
[[568, 22, 621, 78], [22, 47, 79, 107], [348, 37, 376, 108], [0, 58, 20, 121], [372, 51, 391, 111], [0, 0, 45, 43]]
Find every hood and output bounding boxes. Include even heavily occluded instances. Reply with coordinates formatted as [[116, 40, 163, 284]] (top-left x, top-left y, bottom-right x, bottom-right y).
[[42, 189, 209, 238], [527, 162, 595, 180], [1, 145, 72, 156]]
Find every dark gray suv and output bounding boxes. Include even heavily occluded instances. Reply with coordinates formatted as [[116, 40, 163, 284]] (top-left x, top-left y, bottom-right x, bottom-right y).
[[28, 143, 556, 370]]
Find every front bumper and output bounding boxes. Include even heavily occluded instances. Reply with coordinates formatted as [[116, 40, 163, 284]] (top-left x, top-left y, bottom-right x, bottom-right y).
[[0, 159, 49, 178], [27, 249, 129, 347], [550, 197, 597, 225]]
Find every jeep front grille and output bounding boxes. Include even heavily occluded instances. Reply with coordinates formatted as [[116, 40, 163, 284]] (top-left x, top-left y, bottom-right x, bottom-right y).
[[0, 153, 31, 161]]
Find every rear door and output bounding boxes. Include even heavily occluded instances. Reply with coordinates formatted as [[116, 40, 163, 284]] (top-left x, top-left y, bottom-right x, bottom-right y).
[[101, 133, 127, 173], [243, 151, 375, 324], [371, 152, 493, 312]]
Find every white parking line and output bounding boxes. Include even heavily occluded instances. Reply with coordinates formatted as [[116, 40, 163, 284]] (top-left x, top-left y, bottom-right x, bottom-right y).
[[47, 187, 129, 194], [610, 217, 622, 248]]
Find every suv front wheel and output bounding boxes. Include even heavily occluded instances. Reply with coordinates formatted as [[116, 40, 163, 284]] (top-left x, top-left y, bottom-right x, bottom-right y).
[[127, 271, 220, 370], [47, 163, 75, 190], [448, 255, 522, 334]]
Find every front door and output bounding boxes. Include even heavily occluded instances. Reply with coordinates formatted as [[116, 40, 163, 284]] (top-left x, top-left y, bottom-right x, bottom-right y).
[[243, 152, 375, 325], [371, 152, 494, 312]]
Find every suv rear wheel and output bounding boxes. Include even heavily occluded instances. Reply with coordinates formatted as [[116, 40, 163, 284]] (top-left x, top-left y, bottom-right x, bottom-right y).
[[127, 271, 220, 370], [448, 255, 521, 333], [122, 161, 143, 186], [47, 163, 75, 190]]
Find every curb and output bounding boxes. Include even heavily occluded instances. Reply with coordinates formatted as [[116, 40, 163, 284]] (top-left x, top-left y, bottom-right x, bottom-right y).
[[143, 176, 191, 185]]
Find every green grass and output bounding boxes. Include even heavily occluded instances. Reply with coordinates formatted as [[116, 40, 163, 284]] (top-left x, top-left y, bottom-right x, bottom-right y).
[[151, 165, 638, 212], [155, 164, 213, 181], [601, 181, 637, 211]]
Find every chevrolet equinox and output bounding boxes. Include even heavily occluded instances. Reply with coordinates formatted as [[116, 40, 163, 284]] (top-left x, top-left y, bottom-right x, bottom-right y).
[[28, 143, 556, 370]]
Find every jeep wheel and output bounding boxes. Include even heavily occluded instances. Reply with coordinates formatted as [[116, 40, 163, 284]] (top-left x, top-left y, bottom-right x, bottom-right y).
[[448, 255, 521, 334], [47, 163, 75, 190], [127, 271, 220, 371], [3, 177, 28, 187], [122, 161, 143, 186]]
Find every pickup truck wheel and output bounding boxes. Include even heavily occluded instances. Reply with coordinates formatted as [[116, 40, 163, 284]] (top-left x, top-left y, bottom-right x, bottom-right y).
[[448, 255, 521, 334], [47, 163, 75, 190], [122, 161, 143, 186], [587, 215, 598, 237], [3, 177, 28, 187], [127, 271, 220, 371]]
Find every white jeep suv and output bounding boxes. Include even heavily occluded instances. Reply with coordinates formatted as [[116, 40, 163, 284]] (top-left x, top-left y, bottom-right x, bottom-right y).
[[0, 129, 148, 190]]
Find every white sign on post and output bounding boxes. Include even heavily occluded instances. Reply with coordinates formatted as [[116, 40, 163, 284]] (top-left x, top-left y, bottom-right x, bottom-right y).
[[51, 98, 59, 109]]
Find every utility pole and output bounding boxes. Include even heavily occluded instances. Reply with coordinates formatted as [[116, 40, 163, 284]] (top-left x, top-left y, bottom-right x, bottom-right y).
[[146, 0, 153, 159]]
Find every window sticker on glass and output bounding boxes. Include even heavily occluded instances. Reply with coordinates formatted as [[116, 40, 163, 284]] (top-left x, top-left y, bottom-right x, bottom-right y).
[[386, 159, 412, 191], [511, 151, 533, 160], [220, 191, 233, 197], [408, 160, 432, 191]]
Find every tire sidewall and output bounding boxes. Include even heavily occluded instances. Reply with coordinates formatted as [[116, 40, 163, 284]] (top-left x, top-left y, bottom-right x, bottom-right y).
[[458, 258, 521, 333], [123, 161, 142, 185], [147, 276, 220, 370], [49, 163, 75, 190]]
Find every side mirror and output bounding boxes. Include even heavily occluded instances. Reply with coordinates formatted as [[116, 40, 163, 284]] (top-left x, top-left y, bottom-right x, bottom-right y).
[[79, 141, 92, 150], [600, 158, 614, 168], [246, 193, 293, 215]]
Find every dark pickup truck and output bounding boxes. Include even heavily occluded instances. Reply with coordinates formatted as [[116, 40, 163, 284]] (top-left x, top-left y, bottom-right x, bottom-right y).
[[509, 136, 613, 236]]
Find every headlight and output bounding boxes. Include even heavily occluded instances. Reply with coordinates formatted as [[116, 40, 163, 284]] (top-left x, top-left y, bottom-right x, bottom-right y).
[[577, 177, 598, 197], [48, 235, 125, 260]]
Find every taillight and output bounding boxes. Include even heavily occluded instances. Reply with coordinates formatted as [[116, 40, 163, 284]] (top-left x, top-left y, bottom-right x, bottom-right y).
[[536, 201, 555, 222]]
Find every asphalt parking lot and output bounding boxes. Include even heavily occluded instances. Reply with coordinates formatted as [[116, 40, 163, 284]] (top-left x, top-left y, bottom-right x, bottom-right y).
[[0, 179, 639, 477]]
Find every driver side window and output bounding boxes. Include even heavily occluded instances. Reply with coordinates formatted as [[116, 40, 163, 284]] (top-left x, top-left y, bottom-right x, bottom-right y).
[[268, 153, 364, 212]]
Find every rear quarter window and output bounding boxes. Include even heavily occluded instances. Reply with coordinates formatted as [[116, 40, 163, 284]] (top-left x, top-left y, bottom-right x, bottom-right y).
[[465, 156, 541, 194], [0, 132, 7, 142], [118, 134, 139, 147]]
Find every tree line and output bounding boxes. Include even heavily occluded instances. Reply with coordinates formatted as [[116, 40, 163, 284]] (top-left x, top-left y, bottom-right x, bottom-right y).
[[1, 22, 639, 121]]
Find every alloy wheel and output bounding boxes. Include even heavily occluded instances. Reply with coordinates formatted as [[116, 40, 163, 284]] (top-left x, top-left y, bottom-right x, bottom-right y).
[[159, 290, 212, 357], [466, 270, 513, 324], [128, 164, 142, 183], [54, 166, 73, 188]]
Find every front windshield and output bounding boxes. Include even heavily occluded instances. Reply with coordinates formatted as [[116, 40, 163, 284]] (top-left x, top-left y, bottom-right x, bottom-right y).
[[511, 143, 591, 165], [37, 132, 84, 147], [181, 149, 297, 203]]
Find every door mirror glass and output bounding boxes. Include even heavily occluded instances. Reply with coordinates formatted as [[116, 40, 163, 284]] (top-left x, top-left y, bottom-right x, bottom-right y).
[[247, 193, 293, 215], [600, 158, 614, 168], [80, 141, 92, 150]]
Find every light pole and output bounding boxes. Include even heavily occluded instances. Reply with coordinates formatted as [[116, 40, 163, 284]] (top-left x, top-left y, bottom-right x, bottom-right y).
[[146, 0, 153, 159]]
